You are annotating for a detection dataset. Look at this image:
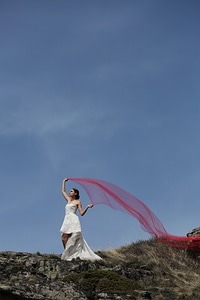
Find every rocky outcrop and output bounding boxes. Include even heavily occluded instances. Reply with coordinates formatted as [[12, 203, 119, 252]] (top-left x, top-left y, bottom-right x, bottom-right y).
[[0, 250, 152, 300], [186, 226, 200, 237], [1, 239, 200, 300], [186, 227, 200, 259], [0, 251, 89, 300]]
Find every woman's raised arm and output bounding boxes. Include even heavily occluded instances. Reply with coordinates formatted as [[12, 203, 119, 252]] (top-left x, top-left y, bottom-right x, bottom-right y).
[[62, 178, 71, 202]]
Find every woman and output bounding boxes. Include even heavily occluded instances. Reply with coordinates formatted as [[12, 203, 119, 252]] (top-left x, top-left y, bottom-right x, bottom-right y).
[[60, 178, 101, 261]]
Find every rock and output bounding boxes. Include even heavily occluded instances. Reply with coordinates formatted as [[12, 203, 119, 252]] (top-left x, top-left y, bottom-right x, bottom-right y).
[[1, 240, 199, 300], [0, 251, 88, 300], [186, 227, 200, 237], [0, 250, 149, 300]]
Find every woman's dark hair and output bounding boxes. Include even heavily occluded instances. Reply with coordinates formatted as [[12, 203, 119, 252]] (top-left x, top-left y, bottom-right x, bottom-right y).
[[72, 188, 80, 199]]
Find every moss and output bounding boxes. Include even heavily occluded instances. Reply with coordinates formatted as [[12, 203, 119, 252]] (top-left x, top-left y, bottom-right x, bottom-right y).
[[63, 269, 142, 296]]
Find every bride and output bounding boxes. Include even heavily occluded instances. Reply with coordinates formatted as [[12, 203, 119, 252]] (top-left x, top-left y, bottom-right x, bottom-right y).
[[60, 178, 101, 261]]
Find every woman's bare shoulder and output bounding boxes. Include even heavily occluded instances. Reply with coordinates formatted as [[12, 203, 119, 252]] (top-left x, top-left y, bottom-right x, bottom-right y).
[[76, 200, 82, 205]]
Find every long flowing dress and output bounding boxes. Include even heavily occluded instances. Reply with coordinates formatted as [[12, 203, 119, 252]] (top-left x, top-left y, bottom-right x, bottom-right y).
[[60, 203, 102, 261]]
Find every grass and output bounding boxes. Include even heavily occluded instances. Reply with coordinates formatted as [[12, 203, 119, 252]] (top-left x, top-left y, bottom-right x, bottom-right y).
[[64, 238, 200, 299]]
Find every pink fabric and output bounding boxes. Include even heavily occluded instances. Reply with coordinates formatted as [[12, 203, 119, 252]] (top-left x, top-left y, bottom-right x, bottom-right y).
[[69, 178, 200, 251]]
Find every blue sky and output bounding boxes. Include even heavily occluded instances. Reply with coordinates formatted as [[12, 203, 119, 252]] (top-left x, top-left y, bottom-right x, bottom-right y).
[[1, 0, 200, 254]]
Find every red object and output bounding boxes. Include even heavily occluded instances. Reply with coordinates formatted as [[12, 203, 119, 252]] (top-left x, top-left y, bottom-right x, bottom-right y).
[[69, 178, 200, 251]]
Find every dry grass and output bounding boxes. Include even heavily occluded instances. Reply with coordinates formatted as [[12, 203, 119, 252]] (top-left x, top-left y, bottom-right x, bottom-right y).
[[94, 238, 200, 299]]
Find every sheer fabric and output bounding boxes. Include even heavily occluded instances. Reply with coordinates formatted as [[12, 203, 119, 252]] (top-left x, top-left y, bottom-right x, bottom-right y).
[[69, 178, 200, 251]]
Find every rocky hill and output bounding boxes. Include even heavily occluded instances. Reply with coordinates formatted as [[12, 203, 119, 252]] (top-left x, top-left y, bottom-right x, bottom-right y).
[[1, 238, 200, 300]]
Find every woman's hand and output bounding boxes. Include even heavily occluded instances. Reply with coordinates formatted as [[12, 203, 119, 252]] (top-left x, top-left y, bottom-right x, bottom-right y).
[[87, 204, 94, 208], [63, 178, 68, 182]]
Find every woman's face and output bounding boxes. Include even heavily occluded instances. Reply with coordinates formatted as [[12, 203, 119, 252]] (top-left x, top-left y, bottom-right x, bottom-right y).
[[69, 189, 76, 198]]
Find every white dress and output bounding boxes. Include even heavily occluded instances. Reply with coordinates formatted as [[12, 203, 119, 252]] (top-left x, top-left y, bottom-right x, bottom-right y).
[[60, 203, 102, 261]]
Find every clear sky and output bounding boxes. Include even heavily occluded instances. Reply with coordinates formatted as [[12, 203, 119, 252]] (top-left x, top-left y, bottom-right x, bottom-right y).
[[1, 0, 200, 254]]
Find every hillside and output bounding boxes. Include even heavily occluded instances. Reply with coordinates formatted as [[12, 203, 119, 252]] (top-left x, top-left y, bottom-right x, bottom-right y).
[[1, 239, 200, 300]]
